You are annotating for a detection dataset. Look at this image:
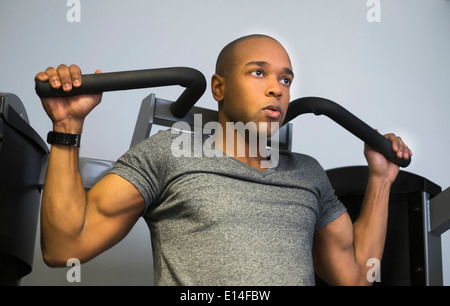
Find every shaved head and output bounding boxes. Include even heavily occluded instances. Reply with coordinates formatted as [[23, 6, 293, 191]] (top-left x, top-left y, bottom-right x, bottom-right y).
[[215, 34, 282, 77]]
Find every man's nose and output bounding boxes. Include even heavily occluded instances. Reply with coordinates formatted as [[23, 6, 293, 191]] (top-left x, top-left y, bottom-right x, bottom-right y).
[[265, 77, 282, 98]]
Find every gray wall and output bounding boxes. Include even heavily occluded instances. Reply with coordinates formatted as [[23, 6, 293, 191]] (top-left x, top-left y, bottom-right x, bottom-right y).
[[0, 0, 449, 285]]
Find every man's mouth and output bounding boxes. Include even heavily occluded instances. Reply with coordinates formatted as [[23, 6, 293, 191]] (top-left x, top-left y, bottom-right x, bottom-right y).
[[262, 105, 282, 119]]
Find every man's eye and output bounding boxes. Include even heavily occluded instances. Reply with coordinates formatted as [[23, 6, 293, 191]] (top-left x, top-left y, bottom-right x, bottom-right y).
[[251, 70, 264, 77], [281, 78, 291, 86]]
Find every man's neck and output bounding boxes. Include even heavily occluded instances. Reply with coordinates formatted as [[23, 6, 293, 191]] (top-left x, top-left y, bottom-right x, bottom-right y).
[[212, 125, 270, 171]]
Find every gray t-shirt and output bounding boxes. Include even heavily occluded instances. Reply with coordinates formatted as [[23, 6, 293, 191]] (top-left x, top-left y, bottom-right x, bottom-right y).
[[109, 129, 346, 285]]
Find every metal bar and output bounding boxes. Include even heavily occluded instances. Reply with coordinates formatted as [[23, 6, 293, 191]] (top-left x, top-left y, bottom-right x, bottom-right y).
[[422, 191, 444, 286], [430, 187, 450, 235]]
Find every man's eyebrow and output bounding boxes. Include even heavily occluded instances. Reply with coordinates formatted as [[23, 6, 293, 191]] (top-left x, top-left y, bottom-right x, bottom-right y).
[[245, 61, 294, 78]]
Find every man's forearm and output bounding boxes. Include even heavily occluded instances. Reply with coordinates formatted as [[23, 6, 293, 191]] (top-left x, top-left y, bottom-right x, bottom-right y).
[[40, 143, 87, 265], [352, 174, 392, 277]]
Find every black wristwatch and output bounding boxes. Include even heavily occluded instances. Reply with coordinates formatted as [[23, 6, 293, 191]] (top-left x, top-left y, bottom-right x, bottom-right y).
[[47, 131, 81, 147]]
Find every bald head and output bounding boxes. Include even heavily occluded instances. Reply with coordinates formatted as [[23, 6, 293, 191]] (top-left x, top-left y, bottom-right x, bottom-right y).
[[215, 34, 284, 77]]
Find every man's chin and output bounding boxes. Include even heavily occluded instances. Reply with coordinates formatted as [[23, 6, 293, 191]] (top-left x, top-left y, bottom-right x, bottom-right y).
[[259, 121, 281, 138]]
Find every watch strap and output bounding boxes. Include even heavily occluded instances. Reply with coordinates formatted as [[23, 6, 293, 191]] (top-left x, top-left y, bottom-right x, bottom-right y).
[[47, 131, 81, 147]]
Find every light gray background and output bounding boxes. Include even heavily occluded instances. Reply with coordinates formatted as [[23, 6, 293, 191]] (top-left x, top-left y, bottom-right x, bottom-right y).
[[0, 0, 449, 285]]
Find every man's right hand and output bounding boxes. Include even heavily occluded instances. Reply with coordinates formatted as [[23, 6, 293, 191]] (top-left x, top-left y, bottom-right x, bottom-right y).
[[35, 64, 103, 134]]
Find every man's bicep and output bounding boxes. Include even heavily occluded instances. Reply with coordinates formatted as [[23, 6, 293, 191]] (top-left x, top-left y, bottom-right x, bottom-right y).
[[312, 212, 358, 285], [88, 173, 146, 218], [76, 173, 146, 261]]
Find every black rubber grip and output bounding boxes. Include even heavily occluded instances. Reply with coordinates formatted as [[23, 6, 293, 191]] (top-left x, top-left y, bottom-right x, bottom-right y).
[[35, 67, 207, 118], [283, 97, 411, 168]]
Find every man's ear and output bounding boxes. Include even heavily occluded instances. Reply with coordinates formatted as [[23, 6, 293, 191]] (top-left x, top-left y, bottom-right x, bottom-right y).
[[211, 73, 225, 103]]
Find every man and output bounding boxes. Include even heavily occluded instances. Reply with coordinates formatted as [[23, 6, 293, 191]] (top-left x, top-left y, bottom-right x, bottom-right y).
[[35, 34, 411, 285]]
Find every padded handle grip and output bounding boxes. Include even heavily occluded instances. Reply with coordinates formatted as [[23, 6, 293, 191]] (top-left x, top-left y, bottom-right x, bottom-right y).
[[35, 67, 207, 118], [284, 97, 411, 168]]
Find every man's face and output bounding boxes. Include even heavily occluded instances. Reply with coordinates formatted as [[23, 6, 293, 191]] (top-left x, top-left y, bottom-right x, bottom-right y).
[[218, 38, 294, 134]]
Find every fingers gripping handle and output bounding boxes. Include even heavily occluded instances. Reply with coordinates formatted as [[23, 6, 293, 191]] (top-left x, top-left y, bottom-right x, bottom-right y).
[[35, 67, 207, 118], [284, 97, 411, 168]]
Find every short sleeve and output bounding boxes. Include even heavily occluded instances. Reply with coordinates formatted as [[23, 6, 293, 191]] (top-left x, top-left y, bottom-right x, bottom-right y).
[[314, 169, 347, 232], [108, 130, 170, 215]]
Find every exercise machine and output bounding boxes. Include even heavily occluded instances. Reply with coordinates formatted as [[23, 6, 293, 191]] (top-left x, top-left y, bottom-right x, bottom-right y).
[[0, 92, 48, 285]]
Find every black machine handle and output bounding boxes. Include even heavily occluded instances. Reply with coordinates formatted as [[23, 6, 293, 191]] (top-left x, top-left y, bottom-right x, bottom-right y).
[[284, 97, 411, 168], [35, 67, 410, 167], [35, 67, 207, 118]]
